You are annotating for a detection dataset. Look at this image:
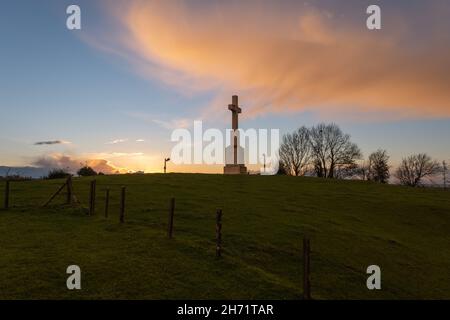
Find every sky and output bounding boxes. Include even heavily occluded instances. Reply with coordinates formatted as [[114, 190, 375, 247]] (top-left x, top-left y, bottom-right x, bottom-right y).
[[0, 0, 449, 174]]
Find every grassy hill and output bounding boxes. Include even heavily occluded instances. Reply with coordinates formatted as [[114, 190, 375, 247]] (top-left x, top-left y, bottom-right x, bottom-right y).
[[0, 174, 449, 299]]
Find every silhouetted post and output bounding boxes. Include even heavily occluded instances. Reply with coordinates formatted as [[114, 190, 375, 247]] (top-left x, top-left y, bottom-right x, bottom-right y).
[[216, 209, 223, 257], [263, 153, 266, 173], [164, 158, 171, 174], [168, 197, 175, 238], [89, 180, 96, 215], [119, 186, 125, 223], [303, 238, 311, 300], [66, 176, 73, 205], [4, 180, 10, 210], [104, 188, 110, 218]]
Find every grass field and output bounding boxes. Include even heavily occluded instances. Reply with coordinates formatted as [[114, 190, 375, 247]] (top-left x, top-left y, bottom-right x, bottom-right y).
[[0, 174, 449, 299]]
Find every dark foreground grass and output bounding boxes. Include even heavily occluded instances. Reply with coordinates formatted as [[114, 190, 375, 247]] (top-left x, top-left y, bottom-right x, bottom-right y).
[[0, 174, 449, 299]]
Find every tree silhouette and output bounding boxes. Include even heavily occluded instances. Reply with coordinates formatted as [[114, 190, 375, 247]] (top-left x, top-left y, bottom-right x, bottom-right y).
[[368, 149, 390, 183], [395, 153, 441, 187], [77, 166, 97, 177], [279, 126, 311, 176], [309, 123, 361, 178]]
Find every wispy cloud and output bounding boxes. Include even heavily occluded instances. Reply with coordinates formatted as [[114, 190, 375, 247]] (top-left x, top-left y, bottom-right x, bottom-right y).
[[151, 118, 191, 130], [106, 138, 128, 145], [102, 152, 145, 158], [126, 111, 192, 130], [34, 140, 71, 146], [92, 0, 450, 119], [136, 139, 145, 142]]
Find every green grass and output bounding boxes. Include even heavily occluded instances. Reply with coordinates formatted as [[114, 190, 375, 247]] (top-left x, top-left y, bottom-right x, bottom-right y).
[[0, 174, 449, 299]]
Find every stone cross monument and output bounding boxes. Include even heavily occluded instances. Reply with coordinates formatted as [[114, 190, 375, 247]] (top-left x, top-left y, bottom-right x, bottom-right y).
[[224, 95, 247, 174]]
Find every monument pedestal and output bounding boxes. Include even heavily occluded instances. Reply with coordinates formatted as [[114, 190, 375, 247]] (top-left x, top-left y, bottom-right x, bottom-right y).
[[224, 164, 247, 175], [223, 95, 247, 175]]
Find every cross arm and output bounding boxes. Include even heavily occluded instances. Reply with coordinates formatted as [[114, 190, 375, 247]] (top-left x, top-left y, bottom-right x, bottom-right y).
[[228, 104, 242, 113]]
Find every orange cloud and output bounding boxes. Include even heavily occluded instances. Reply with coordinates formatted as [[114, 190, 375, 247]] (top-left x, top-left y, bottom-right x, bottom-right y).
[[97, 0, 450, 119], [33, 154, 127, 174]]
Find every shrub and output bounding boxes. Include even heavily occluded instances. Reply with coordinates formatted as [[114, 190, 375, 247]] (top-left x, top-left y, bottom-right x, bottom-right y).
[[45, 169, 71, 180], [77, 166, 97, 177]]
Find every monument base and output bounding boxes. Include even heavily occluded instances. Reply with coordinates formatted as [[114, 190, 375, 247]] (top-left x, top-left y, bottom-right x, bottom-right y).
[[224, 164, 248, 175]]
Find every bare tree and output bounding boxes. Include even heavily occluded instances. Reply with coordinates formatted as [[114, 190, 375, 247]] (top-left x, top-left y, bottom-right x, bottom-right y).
[[368, 149, 390, 183], [279, 127, 311, 176], [395, 153, 441, 187], [309, 123, 362, 178]]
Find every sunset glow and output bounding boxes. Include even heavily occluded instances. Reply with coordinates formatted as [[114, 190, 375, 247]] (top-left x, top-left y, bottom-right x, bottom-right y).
[[0, 0, 449, 175]]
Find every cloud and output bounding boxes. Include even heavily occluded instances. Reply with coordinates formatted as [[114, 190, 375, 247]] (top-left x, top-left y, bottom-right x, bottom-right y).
[[33, 154, 127, 174], [85, 159, 126, 174], [136, 139, 145, 142], [106, 139, 128, 145], [90, 151, 159, 173], [151, 118, 191, 130], [93, 0, 450, 119], [34, 140, 71, 146], [126, 111, 192, 129], [103, 152, 145, 158]]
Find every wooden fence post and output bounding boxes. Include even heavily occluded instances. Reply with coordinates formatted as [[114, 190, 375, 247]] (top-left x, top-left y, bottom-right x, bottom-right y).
[[216, 209, 223, 257], [66, 176, 73, 205], [168, 197, 175, 238], [119, 186, 125, 223], [104, 188, 110, 218], [4, 180, 10, 210], [303, 237, 311, 300], [89, 180, 96, 215]]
